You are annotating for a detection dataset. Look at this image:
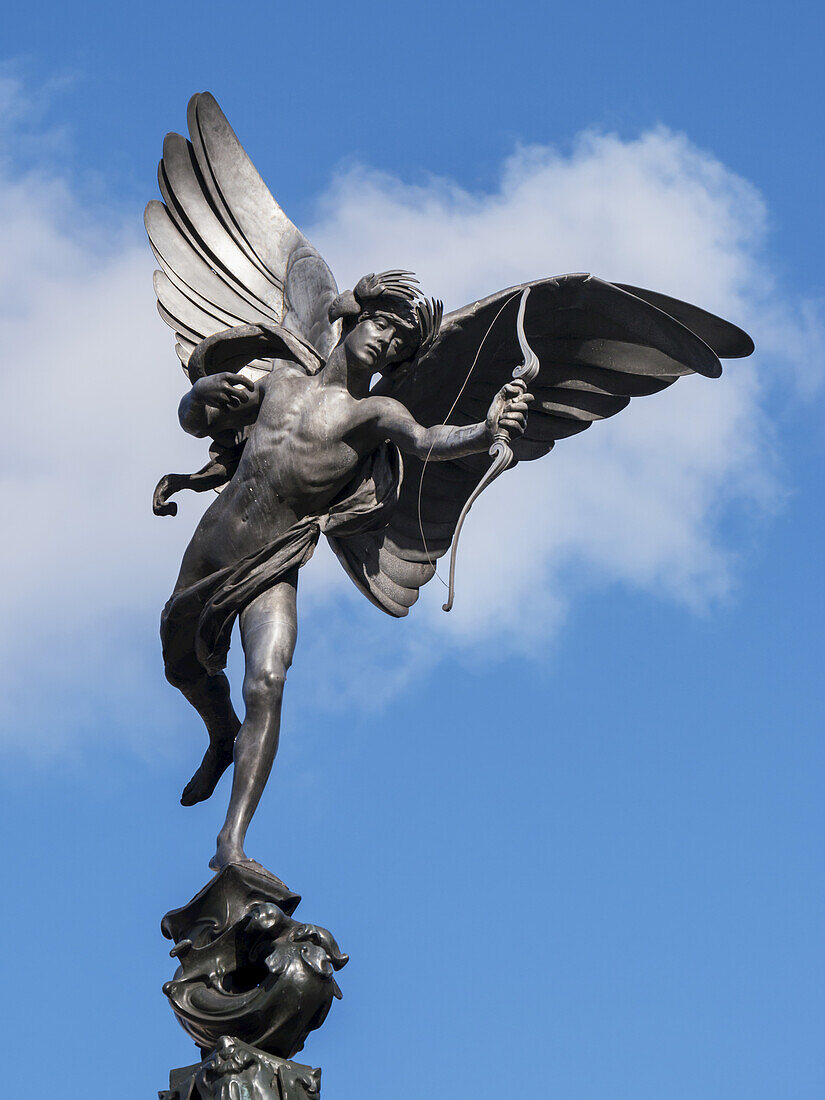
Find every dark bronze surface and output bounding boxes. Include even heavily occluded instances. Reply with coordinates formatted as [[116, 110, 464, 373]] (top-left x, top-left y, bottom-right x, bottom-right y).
[[162, 863, 346, 1059], [161, 1036, 321, 1100]]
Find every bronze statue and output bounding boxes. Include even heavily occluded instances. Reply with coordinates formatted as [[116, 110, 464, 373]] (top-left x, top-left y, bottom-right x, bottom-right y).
[[147, 92, 754, 874], [148, 92, 755, 1099]]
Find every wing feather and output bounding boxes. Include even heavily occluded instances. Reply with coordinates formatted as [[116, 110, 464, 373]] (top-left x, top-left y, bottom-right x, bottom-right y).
[[615, 283, 754, 358], [186, 95, 278, 283], [146, 203, 278, 324], [155, 300, 203, 348], [521, 409, 593, 442], [190, 93, 304, 290], [158, 134, 283, 314], [383, 533, 446, 564], [510, 439, 555, 461], [175, 340, 196, 366], [153, 251, 264, 330], [153, 270, 233, 341], [377, 546, 437, 589], [535, 388, 631, 419]]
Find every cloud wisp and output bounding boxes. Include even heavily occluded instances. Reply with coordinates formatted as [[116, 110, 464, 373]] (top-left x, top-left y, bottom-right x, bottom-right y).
[[0, 102, 817, 751]]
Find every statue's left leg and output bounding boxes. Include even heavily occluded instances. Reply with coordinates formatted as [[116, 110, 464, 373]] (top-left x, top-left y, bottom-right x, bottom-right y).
[[210, 569, 299, 871], [174, 668, 242, 807]]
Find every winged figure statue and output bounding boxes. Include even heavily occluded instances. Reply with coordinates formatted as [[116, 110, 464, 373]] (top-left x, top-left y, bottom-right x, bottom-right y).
[[147, 93, 754, 871]]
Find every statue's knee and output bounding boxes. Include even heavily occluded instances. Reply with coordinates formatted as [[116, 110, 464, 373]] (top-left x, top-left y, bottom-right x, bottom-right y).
[[164, 661, 196, 692], [243, 662, 288, 709]]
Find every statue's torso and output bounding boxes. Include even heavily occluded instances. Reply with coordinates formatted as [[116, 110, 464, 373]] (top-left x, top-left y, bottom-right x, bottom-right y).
[[179, 366, 375, 581]]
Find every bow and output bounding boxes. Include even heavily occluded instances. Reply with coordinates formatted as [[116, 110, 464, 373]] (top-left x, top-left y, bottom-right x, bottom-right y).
[[442, 286, 540, 612]]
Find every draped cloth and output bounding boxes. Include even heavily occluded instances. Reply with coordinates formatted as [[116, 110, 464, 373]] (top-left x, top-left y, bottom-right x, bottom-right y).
[[161, 444, 402, 684]]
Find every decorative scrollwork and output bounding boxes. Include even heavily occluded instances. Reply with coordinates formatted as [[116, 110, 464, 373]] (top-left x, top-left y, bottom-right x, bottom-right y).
[[161, 863, 347, 1060]]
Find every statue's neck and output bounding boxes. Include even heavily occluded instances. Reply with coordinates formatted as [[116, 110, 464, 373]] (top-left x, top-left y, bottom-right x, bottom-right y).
[[320, 343, 371, 398]]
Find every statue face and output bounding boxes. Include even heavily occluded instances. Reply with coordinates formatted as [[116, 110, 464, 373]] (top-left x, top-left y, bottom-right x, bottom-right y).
[[346, 314, 414, 372]]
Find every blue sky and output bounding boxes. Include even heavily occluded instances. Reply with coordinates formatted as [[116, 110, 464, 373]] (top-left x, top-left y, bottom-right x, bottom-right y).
[[2, 1, 824, 1097]]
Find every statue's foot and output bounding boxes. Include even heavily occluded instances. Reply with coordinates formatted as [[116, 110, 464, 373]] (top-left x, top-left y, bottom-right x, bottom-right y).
[[180, 740, 234, 807], [208, 834, 247, 872]]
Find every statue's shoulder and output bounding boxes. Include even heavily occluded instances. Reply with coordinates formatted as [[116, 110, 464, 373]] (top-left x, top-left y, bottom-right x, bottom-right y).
[[261, 359, 313, 387]]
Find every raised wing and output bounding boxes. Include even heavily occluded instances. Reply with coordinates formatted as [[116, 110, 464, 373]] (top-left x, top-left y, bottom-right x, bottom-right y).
[[145, 91, 340, 381], [329, 273, 753, 616]]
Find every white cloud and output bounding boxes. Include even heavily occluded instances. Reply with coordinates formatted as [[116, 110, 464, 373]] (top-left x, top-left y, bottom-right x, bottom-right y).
[[314, 130, 768, 313], [0, 89, 818, 751]]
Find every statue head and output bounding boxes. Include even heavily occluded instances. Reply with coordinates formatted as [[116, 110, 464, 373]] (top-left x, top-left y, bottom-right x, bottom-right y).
[[330, 271, 442, 374]]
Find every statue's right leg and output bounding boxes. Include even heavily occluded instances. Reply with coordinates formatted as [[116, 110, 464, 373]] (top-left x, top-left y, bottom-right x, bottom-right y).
[[211, 569, 299, 871]]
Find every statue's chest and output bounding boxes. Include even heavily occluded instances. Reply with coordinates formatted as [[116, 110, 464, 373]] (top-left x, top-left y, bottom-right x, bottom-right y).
[[257, 384, 361, 491]]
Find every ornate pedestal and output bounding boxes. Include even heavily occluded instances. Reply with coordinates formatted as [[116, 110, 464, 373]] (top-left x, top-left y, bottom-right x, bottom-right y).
[[159, 861, 346, 1099], [160, 1037, 321, 1100]]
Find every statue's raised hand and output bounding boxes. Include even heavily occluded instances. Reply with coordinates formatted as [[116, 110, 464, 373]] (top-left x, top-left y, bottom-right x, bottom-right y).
[[193, 372, 255, 410], [354, 270, 420, 303], [485, 380, 534, 442]]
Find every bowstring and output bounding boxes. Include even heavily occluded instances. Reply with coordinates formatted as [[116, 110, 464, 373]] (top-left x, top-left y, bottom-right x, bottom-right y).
[[417, 290, 522, 587]]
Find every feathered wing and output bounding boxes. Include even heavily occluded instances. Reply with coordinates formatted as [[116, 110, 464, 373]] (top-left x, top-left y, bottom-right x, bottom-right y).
[[328, 273, 754, 616], [145, 91, 340, 383]]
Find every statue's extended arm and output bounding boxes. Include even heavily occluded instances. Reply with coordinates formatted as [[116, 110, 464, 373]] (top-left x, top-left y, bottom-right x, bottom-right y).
[[179, 372, 263, 438], [369, 383, 533, 460]]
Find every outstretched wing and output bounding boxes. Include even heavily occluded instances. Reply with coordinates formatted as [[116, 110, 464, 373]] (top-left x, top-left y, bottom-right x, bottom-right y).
[[145, 91, 340, 381], [329, 273, 753, 616]]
